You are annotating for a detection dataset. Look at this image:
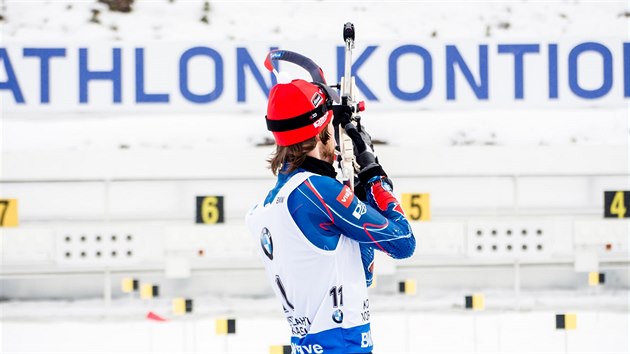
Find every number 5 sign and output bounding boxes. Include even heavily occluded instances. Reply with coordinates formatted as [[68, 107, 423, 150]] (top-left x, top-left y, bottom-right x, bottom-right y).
[[0, 199, 19, 227], [196, 196, 224, 224], [401, 193, 431, 221]]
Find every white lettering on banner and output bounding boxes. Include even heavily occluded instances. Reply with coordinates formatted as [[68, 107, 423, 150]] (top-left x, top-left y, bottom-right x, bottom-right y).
[[291, 343, 324, 354], [1, 40, 628, 113]]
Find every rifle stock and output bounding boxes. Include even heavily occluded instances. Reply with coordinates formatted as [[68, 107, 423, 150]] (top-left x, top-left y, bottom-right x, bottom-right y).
[[339, 22, 357, 190]]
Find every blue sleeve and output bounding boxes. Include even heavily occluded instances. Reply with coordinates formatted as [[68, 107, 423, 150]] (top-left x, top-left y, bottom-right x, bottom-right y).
[[288, 175, 415, 259], [360, 245, 374, 287]]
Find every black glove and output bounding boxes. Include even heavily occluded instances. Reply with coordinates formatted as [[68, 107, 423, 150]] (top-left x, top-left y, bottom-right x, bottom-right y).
[[332, 105, 386, 185]]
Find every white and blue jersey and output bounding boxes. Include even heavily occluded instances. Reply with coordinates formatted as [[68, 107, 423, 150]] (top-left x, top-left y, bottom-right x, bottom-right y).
[[246, 159, 415, 354]]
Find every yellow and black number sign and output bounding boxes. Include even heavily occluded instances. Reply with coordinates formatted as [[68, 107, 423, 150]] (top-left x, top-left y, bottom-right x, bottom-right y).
[[401, 193, 431, 221], [604, 191, 629, 218], [0, 199, 18, 227], [196, 196, 224, 224]]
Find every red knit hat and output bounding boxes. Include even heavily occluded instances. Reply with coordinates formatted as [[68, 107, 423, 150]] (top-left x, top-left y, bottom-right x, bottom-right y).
[[265, 79, 333, 146]]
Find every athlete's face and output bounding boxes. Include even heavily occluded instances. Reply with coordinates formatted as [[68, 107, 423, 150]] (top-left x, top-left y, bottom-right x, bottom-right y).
[[319, 121, 336, 164]]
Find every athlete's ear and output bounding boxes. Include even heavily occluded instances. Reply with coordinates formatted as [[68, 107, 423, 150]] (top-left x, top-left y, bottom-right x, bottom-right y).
[[314, 131, 322, 143]]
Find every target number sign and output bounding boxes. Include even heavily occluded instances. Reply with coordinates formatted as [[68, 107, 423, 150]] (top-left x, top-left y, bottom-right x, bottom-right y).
[[196, 196, 224, 224], [604, 191, 629, 218], [0, 199, 19, 227], [401, 193, 431, 221]]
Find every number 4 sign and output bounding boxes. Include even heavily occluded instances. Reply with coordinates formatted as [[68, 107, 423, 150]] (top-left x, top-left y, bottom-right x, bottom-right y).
[[604, 191, 629, 218], [401, 193, 431, 221]]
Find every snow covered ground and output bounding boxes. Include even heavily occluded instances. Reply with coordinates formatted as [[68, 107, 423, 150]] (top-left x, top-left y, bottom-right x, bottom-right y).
[[2, 109, 628, 155], [2, 288, 628, 321], [1, 289, 628, 353]]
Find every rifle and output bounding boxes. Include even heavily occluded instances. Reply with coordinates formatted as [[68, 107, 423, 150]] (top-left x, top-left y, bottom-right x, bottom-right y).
[[337, 22, 366, 191], [263, 23, 365, 189]]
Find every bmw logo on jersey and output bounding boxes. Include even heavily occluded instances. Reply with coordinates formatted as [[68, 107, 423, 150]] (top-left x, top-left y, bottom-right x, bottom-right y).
[[260, 227, 274, 260], [332, 309, 344, 324]]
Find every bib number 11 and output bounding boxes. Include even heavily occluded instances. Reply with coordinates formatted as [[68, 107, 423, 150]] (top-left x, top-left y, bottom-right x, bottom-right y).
[[329, 285, 344, 308]]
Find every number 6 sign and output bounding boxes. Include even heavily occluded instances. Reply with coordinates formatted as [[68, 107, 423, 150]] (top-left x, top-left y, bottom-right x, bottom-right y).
[[195, 196, 224, 224]]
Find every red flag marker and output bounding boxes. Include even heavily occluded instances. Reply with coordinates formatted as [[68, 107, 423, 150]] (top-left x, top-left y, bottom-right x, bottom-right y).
[[146, 311, 167, 322]]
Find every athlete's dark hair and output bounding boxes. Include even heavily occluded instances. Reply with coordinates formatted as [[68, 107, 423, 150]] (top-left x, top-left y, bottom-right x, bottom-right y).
[[268, 128, 331, 176]]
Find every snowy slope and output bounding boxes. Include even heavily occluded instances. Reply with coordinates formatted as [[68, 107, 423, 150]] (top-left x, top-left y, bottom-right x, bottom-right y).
[[2, 0, 628, 42]]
